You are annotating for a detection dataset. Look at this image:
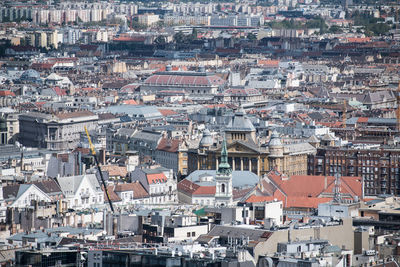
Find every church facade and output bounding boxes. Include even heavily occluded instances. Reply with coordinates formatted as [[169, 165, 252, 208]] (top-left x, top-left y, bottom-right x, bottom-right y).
[[188, 109, 316, 177]]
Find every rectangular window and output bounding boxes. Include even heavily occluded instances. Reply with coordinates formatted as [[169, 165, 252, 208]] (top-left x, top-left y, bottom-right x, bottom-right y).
[[187, 232, 191, 237], [192, 232, 196, 237]]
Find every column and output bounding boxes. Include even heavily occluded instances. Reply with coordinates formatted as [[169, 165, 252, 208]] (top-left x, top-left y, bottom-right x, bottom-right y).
[[257, 156, 260, 177], [232, 157, 236, 170], [216, 158, 219, 168], [240, 157, 243, 170], [249, 158, 252, 173]]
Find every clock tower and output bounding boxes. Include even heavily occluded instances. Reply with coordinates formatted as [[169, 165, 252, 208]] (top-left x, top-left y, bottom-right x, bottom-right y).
[[215, 139, 233, 207]]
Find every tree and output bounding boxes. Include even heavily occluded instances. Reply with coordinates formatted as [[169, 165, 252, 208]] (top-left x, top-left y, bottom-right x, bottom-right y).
[[154, 35, 166, 46], [247, 32, 257, 40], [174, 31, 186, 45], [329, 25, 343, 34]]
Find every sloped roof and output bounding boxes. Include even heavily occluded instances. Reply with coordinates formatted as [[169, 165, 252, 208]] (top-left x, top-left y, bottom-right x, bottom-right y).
[[57, 174, 102, 195], [226, 108, 255, 132], [102, 165, 127, 177], [144, 71, 225, 87], [3, 184, 21, 200], [157, 138, 181, 153], [147, 173, 167, 184], [32, 179, 62, 195], [114, 182, 149, 199], [265, 172, 362, 208], [104, 185, 121, 202]]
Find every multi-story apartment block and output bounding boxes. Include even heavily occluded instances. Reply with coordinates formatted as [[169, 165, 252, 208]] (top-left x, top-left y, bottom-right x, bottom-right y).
[[308, 146, 400, 196], [164, 15, 210, 26]]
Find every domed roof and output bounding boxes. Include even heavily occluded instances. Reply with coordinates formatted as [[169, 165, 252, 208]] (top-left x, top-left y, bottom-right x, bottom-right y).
[[20, 69, 40, 80], [226, 107, 255, 132], [268, 131, 282, 147], [200, 129, 213, 147]]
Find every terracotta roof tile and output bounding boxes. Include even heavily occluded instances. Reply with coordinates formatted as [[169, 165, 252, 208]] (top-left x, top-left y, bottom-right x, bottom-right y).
[[147, 173, 167, 184], [193, 186, 215, 195]]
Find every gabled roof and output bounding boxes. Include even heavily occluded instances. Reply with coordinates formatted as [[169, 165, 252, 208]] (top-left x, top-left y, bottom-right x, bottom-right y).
[[57, 174, 102, 196]]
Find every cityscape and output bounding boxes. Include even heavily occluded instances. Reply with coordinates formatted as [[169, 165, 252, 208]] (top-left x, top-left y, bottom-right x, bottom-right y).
[[0, 0, 399, 266]]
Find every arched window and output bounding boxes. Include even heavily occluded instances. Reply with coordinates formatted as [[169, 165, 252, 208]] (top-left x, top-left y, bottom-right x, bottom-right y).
[[221, 183, 225, 193]]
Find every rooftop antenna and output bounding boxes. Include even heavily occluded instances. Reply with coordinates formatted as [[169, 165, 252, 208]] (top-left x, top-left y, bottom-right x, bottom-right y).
[[333, 173, 342, 204]]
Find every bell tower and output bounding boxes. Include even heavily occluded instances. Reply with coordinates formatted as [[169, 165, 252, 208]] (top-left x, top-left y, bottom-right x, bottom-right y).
[[215, 139, 233, 207]]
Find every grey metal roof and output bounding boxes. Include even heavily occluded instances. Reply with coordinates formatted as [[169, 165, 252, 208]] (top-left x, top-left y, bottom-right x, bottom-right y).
[[200, 129, 213, 147], [207, 225, 268, 240], [268, 131, 282, 147], [100, 105, 162, 120], [226, 108, 255, 132], [57, 174, 101, 196], [132, 130, 162, 144], [186, 170, 259, 189]]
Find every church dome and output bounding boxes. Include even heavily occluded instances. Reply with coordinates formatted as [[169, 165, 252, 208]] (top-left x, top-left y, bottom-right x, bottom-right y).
[[200, 129, 213, 147], [226, 107, 255, 132], [268, 131, 282, 147]]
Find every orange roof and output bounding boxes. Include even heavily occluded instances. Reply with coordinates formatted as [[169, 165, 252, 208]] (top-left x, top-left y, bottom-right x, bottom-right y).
[[205, 104, 227, 109], [257, 59, 279, 67], [122, 99, 138, 105], [286, 197, 332, 208], [357, 117, 368, 123], [0, 90, 15, 97], [347, 37, 371, 43], [245, 195, 275, 203], [266, 172, 363, 208], [147, 173, 167, 184], [158, 109, 178, 116], [193, 186, 216, 195]]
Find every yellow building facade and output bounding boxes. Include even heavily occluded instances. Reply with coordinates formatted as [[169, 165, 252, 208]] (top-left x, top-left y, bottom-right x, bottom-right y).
[[188, 109, 316, 177]]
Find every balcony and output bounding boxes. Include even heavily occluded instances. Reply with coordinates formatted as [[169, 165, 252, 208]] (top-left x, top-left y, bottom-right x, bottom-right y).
[[80, 192, 90, 199]]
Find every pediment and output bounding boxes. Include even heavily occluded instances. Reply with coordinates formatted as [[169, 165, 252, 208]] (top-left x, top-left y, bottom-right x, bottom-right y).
[[225, 141, 260, 154]]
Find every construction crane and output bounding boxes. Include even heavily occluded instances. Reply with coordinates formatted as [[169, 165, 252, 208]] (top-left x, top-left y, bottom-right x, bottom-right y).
[[342, 99, 347, 129], [397, 82, 400, 132], [84, 126, 115, 213]]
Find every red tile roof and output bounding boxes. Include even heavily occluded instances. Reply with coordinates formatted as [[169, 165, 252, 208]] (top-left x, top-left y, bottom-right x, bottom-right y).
[[245, 195, 275, 203], [122, 99, 138, 105], [193, 186, 215, 195], [0, 90, 15, 97], [53, 87, 67, 96], [144, 73, 225, 87], [264, 171, 363, 208], [177, 179, 200, 195], [147, 173, 167, 184], [257, 59, 279, 67], [158, 109, 178, 117], [357, 117, 368, 123]]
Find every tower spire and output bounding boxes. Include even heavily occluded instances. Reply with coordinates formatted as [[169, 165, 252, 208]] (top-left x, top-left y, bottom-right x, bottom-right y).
[[218, 139, 231, 175]]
